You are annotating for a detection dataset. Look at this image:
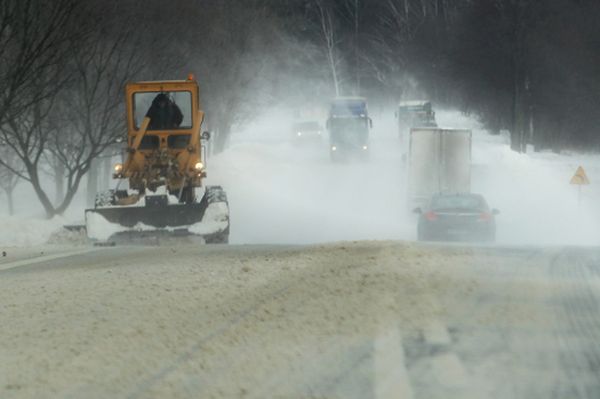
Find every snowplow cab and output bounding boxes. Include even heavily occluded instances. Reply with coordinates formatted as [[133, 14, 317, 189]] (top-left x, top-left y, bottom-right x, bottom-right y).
[[118, 79, 206, 198], [84, 77, 230, 244]]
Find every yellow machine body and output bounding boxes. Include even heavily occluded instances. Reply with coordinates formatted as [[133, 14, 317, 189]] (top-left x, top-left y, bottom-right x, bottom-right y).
[[84, 77, 230, 244], [117, 79, 206, 193]]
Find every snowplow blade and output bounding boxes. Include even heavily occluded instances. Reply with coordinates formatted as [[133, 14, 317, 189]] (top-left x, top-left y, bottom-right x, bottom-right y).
[[85, 196, 229, 244], [88, 203, 207, 230]]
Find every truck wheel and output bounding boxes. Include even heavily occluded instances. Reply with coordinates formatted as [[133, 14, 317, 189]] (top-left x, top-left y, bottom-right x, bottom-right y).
[[205, 230, 230, 244], [94, 189, 128, 208], [205, 185, 228, 204], [202, 186, 230, 244]]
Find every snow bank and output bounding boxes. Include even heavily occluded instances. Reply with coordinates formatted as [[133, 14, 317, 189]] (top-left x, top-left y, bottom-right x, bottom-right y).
[[0, 216, 66, 247]]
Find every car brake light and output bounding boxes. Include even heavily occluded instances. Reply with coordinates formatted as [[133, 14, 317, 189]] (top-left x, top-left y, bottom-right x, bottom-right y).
[[425, 211, 438, 221], [479, 212, 492, 221]]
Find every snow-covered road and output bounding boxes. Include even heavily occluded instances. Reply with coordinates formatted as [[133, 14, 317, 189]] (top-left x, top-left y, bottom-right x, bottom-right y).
[[1, 242, 600, 398]]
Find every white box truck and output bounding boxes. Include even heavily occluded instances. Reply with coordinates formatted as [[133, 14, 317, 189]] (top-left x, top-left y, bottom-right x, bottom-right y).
[[407, 128, 472, 208]]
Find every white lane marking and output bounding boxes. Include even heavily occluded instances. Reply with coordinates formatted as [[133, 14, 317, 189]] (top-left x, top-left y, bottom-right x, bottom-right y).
[[431, 352, 469, 388], [374, 326, 414, 399], [422, 317, 489, 399], [0, 248, 98, 271]]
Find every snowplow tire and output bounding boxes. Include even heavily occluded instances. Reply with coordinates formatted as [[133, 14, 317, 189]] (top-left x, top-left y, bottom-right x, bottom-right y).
[[206, 185, 228, 204], [205, 231, 229, 244], [203, 185, 230, 244], [94, 189, 128, 208]]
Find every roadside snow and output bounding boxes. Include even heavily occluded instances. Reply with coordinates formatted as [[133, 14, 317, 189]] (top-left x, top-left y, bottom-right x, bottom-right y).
[[0, 216, 66, 246]]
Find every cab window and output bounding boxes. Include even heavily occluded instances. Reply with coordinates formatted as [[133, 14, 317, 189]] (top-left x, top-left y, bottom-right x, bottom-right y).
[[133, 91, 193, 130]]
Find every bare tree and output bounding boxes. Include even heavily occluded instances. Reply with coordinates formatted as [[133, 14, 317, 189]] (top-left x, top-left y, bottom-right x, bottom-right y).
[[0, 0, 80, 216], [314, 0, 344, 96], [338, 0, 365, 94], [0, 86, 62, 216], [47, 13, 144, 213], [47, 153, 66, 205], [0, 1, 143, 217], [500, 0, 533, 153], [0, 0, 77, 126], [0, 142, 21, 215], [180, 1, 289, 153]]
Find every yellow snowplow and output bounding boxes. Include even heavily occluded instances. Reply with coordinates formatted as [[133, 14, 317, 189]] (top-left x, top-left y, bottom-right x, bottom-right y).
[[85, 76, 229, 243]]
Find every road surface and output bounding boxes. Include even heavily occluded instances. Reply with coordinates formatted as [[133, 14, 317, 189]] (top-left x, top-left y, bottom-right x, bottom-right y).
[[1, 242, 599, 398]]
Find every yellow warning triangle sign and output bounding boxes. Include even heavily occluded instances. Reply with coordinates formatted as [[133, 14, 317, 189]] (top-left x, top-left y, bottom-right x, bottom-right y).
[[570, 166, 590, 185]]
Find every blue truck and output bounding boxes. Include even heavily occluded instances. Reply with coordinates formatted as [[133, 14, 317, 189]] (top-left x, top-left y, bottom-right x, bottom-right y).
[[326, 97, 372, 161]]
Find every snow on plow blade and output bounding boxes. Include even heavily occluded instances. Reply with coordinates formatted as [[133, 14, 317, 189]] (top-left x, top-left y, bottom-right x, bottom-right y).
[[85, 199, 229, 244]]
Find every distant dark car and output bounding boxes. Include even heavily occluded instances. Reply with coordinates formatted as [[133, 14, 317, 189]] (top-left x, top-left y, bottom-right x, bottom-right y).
[[415, 193, 499, 242], [292, 121, 323, 141]]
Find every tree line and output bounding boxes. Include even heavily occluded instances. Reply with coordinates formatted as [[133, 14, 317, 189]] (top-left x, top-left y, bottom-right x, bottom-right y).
[[1, 0, 599, 216], [278, 0, 600, 153]]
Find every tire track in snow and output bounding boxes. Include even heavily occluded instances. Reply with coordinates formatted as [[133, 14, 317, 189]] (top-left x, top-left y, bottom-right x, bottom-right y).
[[550, 249, 600, 399], [125, 281, 296, 399]]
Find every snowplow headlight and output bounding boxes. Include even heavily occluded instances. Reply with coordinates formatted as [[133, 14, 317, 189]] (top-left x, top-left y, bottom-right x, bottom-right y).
[[194, 162, 204, 170], [331, 146, 337, 151], [362, 145, 368, 150], [114, 163, 123, 173], [297, 132, 302, 136]]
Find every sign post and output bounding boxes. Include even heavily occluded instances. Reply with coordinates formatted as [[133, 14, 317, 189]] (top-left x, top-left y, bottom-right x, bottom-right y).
[[570, 166, 590, 209]]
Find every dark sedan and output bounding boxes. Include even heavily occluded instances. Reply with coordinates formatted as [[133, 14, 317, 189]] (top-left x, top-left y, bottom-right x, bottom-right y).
[[415, 193, 499, 242]]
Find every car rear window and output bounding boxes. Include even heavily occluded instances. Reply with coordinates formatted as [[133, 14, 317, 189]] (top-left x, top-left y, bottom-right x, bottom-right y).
[[431, 195, 487, 211]]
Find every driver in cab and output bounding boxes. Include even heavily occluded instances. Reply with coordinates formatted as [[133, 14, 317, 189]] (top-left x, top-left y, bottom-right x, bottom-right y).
[[146, 93, 183, 130]]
